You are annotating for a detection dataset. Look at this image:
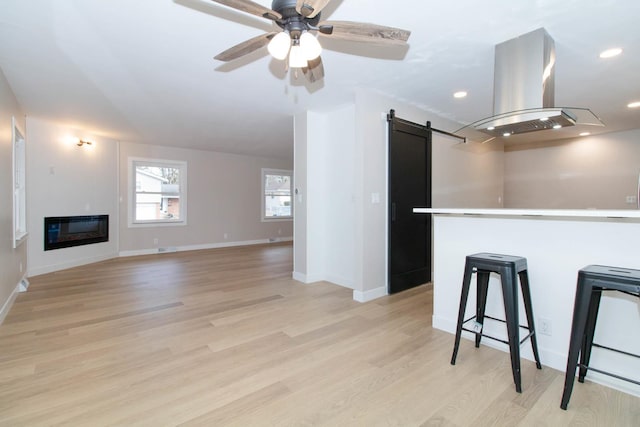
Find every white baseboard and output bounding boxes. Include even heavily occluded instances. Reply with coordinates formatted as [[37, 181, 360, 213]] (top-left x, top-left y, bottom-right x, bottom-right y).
[[291, 271, 356, 292], [0, 281, 21, 325], [431, 314, 640, 397], [324, 274, 355, 290], [353, 286, 388, 303], [119, 237, 293, 258], [432, 314, 456, 334], [433, 314, 566, 370], [291, 271, 323, 284], [292, 271, 307, 283], [28, 238, 294, 276], [584, 370, 640, 398]]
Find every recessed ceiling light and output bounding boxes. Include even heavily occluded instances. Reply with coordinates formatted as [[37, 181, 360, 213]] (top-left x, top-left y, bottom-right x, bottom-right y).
[[579, 132, 591, 137], [553, 124, 562, 129], [628, 101, 640, 108], [453, 91, 467, 99], [502, 132, 511, 137], [599, 47, 622, 59], [487, 126, 495, 131], [539, 117, 549, 122]]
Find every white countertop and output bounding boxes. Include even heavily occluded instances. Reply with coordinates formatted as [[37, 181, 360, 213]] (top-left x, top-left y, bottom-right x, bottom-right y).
[[413, 207, 640, 219]]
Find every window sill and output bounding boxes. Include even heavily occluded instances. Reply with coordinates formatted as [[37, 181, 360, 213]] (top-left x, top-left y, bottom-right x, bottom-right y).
[[262, 217, 293, 223]]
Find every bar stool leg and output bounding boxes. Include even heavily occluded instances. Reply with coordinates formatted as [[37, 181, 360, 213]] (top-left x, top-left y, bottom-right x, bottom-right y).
[[518, 270, 542, 369], [475, 270, 490, 348], [560, 278, 593, 410], [451, 262, 474, 365], [502, 267, 522, 393], [579, 288, 602, 382]]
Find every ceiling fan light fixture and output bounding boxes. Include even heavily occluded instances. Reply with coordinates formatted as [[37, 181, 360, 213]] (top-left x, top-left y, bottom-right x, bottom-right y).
[[300, 31, 322, 60], [288, 43, 307, 68], [268, 32, 292, 60], [209, 0, 411, 82]]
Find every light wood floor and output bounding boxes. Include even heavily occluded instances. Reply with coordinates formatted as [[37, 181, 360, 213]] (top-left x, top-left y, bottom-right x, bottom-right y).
[[1, 243, 638, 426]]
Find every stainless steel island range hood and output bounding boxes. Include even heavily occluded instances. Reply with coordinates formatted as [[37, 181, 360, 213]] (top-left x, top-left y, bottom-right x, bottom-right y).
[[457, 28, 604, 144]]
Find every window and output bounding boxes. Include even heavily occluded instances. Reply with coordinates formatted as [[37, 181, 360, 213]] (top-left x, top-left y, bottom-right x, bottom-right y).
[[129, 158, 187, 226], [12, 117, 27, 248], [262, 168, 293, 221]]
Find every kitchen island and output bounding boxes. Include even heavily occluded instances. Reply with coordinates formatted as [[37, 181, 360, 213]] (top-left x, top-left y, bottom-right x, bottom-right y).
[[413, 208, 640, 397]]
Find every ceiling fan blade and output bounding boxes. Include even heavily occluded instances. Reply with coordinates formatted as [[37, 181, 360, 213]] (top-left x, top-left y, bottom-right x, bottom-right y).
[[296, 0, 331, 18], [302, 56, 324, 83], [214, 32, 277, 62], [318, 20, 411, 45], [210, 0, 282, 21]]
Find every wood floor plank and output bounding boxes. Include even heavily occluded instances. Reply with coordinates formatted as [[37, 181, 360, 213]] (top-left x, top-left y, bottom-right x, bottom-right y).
[[323, 340, 509, 426], [179, 381, 293, 426], [517, 375, 577, 426], [0, 242, 638, 426]]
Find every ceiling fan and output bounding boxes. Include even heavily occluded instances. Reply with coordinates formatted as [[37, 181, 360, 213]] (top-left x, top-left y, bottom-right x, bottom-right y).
[[210, 0, 411, 82]]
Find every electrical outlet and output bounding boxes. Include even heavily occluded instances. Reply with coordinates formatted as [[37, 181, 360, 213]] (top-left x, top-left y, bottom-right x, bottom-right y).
[[539, 317, 552, 336]]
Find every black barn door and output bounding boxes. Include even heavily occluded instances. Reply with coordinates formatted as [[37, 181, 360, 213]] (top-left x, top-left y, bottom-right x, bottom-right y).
[[388, 111, 432, 294]]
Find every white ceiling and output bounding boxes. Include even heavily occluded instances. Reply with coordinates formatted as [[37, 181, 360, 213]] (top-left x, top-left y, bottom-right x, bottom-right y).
[[1, 0, 639, 161]]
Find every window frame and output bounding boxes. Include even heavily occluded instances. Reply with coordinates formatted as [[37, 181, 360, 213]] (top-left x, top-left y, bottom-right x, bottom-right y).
[[12, 116, 27, 248], [261, 168, 293, 222], [128, 157, 187, 227]]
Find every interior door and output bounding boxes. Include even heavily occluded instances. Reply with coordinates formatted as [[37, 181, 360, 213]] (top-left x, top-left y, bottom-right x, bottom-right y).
[[388, 112, 432, 294]]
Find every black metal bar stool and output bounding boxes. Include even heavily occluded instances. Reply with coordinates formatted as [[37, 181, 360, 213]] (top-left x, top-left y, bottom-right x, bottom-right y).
[[451, 253, 542, 393], [560, 265, 640, 410]]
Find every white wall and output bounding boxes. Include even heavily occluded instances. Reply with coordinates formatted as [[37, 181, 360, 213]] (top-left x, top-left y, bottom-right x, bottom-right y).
[[304, 111, 329, 283], [293, 112, 308, 280], [353, 90, 389, 299], [294, 89, 504, 301], [118, 142, 293, 254], [293, 107, 357, 288], [504, 129, 640, 209], [321, 107, 357, 288], [26, 118, 119, 276], [0, 67, 27, 323], [353, 90, 504, 298]]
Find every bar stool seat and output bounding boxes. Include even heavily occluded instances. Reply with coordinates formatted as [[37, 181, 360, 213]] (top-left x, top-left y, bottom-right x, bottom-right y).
[[451, 253, 542, 393], [560, 265, 640, 410]]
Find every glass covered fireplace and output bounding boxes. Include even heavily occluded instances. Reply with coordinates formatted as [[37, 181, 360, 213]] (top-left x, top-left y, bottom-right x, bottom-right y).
[[44, 215, 109, 251]]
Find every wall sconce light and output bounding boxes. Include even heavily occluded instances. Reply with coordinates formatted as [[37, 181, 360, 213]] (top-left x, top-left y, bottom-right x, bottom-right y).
[[77, 139, 92, 147]]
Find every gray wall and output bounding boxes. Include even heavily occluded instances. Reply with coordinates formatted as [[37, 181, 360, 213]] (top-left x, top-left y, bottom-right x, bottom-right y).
[[432, 133, 505, 208], [26, 118, 119, 276], [22, 120, 292, 275], [504, 130, 640, 209], [0, 67, 27, 322], [118, 142, 293, 254]]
